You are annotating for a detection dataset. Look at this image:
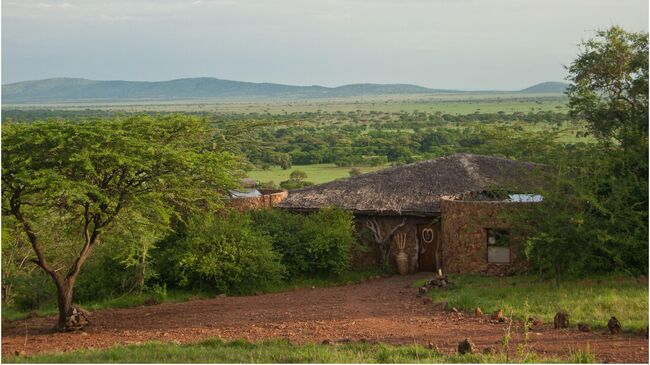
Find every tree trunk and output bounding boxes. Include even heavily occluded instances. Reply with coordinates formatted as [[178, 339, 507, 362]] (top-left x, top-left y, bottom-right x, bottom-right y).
[[1, 283, 11, 305], [56, 282, 74, 331], [138, 253, 147, 294]]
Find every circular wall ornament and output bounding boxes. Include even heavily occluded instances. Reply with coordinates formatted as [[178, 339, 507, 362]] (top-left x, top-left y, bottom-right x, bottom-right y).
[[422, 228, 434, 243]]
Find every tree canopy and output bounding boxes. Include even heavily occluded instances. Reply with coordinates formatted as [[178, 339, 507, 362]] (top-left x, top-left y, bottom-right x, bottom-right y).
[[2, 115, 246, 329], [513, 26, 649, 284]]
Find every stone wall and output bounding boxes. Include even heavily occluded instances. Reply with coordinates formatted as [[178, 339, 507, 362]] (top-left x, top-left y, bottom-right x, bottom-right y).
[[226, 189, 288, 212], [440, 199, 527, 275]]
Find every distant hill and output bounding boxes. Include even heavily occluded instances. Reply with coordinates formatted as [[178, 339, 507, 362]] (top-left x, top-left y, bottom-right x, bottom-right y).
[[519, 81, 569, 93], [2, 77, 568, 103], [1, 78, 459, 104]]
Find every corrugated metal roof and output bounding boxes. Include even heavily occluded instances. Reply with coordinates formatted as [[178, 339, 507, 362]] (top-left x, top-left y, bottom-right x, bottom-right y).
[[229, 189, 262, 199]]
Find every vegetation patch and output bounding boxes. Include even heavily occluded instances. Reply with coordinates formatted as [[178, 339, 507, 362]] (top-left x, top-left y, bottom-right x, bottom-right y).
[[4, 338, 595, 364], [416, 274, 648, 332]]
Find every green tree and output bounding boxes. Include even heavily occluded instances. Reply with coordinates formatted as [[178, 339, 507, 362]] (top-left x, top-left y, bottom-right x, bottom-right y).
[[277, 154, 292, 170], [2, 115, 245, 330], [289, 170, 308, 181], [567, 26, 648, 148], [513, 27, 649, 284]]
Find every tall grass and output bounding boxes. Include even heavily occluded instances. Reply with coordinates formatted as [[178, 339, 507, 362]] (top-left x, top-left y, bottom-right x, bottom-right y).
[[416, 274, 648, 332]]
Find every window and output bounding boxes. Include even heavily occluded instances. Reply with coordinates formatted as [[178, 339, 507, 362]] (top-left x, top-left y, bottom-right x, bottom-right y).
[[487, 228, 510, 264]]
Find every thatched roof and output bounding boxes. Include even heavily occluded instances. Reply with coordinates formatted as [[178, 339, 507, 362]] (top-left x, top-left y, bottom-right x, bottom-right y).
[[276, 153, 547, 216]]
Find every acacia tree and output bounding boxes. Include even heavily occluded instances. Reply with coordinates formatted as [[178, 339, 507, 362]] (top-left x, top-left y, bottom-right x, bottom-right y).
[[567, 26, 648, 149], [2, 115, 245, 330], [512, 27, 648, 284]]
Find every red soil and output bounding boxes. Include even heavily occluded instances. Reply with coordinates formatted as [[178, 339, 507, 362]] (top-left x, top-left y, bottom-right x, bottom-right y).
[[2, 274, 647, 362]]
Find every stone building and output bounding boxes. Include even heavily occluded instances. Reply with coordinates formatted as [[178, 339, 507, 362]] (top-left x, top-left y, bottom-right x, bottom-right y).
[[276, 153, 546, 275], [226, 188, 288, 211]]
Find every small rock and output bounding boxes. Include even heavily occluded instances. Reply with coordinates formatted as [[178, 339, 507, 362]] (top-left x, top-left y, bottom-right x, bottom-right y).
[[577, 323, 591, 332], [451, 307, 459, 313], [64, 306, 90, 331], [311, 286, 316, 290], [607, 317, 621, 334], [527, 316, 544, 330], [422, 297, 432, 305], [554, 311, 569, 329], [475, 307, 483, 317], [418, 286, 429, 295], [457, 338, 476, 355], [491, 309, 505, 322]]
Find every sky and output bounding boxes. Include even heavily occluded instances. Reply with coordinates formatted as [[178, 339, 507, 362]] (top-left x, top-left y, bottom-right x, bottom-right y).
[[2, 0, 648, 90]]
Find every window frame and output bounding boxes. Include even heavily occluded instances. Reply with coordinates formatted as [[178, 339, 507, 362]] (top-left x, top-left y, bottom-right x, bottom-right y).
[[486, 228, 511, 264]]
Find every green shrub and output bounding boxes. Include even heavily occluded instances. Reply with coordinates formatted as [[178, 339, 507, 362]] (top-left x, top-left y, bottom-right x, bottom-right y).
[[74, 247, 139, 303], [7, 272, 55, 311], [157, 212, 285, 294], [279, 179, 314, 190], [251, 208, 355, 277], [301, 208, 355, 275]]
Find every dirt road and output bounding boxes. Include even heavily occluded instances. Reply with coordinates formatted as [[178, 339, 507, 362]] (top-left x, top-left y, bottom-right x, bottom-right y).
[[2, 274, 647, 362]]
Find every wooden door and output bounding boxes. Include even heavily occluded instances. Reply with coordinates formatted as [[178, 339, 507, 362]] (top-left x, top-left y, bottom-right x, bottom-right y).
[[418, 223, 440, 272]]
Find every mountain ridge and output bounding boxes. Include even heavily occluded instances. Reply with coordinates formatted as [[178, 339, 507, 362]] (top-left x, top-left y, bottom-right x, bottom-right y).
[[2, 77, 568, 103], [519, 81, 569, 93]]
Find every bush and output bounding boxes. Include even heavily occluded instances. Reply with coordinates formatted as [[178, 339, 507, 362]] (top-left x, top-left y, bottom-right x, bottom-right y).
[[289, 170, 308, 180], [349, 167, 362, 177], [249, 209, 306, 276], [279, 179, 314, 190], [301, 208, 356, 275], [74, 247, 140, 302], [251, 208, 355, 277], [156, 211, 285, 294], [7, 271, 55, 311]]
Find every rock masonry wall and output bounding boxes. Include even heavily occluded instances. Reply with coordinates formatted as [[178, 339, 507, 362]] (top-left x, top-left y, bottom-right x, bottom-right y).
[[440, 199, 527, 275]]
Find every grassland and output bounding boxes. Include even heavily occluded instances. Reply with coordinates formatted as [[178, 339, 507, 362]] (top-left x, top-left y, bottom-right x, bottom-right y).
[[4, 338, 595, 364], [415, 274, 648, 332], [247, 164, 384, 185], [2, 93, 568, 114]]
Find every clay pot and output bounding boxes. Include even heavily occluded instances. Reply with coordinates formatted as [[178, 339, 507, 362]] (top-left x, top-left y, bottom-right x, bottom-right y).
[[395, 251, 409, 275]]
